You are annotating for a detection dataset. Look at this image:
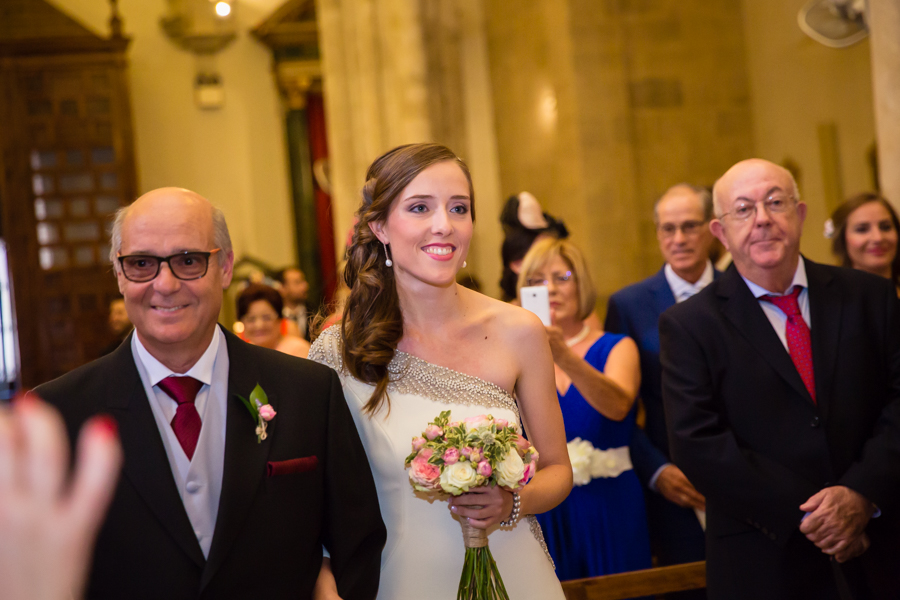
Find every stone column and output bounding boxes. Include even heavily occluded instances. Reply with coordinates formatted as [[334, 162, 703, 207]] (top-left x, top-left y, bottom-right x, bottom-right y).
[[315, 0, 432, 257], [869, 0, 900, 206]]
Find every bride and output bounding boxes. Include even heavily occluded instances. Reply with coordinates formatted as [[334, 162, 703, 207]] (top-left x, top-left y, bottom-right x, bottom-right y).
[[309, 143, 572, 599]]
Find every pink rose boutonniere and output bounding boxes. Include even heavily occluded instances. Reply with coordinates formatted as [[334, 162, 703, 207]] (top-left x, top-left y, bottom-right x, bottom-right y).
[[237, 383, 277, 443]]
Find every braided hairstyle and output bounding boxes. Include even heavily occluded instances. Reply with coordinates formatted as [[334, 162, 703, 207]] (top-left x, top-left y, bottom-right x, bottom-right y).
[[341, 143, 475, 415]]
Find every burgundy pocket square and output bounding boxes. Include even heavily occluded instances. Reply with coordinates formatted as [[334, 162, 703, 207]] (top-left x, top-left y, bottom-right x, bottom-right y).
[[267, 457, 318, 477]]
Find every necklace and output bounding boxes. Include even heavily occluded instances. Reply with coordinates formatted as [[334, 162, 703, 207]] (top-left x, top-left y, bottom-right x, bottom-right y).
[[565, 324, 591, 347]]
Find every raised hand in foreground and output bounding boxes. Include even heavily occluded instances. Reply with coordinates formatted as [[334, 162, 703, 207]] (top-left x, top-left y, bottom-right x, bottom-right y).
[[0, 396, 122, 600]]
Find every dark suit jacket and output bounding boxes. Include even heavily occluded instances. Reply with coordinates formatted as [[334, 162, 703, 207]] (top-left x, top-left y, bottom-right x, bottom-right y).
[[660, 260, 900, 600], [36, 327, 386, 600]]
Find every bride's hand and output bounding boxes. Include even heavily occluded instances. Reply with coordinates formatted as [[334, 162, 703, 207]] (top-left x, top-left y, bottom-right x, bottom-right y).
[[448, 486, 514, 529]]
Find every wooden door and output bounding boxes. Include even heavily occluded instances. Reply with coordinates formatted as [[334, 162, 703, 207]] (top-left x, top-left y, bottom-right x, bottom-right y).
[[1, 53, 137, 387]]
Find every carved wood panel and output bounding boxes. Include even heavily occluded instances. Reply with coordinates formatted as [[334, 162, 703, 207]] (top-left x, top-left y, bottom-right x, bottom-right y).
[[1, 52, 136, 386]]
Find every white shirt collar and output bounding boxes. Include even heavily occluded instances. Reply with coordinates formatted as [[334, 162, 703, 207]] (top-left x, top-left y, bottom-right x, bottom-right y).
[[741, 256, 809, 298], [664, 260, 714, 302], [133, 326, 220, 387]]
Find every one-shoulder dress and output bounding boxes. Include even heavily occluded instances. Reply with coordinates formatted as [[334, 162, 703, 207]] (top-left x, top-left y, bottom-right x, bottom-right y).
[[536, 333, 652, 580], [310, 326, 566, 600]]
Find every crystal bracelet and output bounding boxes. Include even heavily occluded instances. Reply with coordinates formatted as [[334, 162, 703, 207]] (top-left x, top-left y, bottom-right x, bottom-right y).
[[499, 491, 521, 527]]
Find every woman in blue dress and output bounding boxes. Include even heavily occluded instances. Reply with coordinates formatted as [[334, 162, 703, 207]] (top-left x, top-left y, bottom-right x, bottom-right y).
[[519, 237, 652, 581]]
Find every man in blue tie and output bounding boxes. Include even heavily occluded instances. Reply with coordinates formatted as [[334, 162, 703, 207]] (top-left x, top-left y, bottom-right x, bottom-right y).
[[605, 184, 716, 593]]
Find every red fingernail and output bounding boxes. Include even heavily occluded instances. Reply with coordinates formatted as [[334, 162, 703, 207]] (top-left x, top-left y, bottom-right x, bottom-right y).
[[92, 415, 119, 438], [13, 391, 37, 406]]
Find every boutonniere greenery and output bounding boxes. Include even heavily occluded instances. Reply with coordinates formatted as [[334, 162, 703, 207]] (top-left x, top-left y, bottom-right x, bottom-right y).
[[237, 383, 277, 443]]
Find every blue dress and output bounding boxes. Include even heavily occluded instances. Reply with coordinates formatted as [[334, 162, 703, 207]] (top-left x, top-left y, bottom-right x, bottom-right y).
[[537, 333, 652, 581]]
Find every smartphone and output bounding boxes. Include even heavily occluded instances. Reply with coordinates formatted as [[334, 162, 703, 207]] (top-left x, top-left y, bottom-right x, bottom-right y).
[[520, 285, 551, 325]]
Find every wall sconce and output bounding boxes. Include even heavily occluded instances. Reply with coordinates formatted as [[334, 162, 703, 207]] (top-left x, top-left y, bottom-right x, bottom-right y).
[[160, 0, 238, 109]]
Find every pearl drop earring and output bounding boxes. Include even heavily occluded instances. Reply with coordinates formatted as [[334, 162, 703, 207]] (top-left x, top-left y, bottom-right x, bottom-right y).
[[462, 260, 467, 268], [383, 242, 393, 267]]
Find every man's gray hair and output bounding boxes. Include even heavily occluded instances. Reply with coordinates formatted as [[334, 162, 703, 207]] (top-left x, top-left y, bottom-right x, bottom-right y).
[[653, 183, 713, 224], [108, 203, 233, 272]]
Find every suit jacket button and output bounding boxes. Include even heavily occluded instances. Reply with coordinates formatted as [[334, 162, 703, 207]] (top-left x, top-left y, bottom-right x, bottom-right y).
[[810, 416, 820, 428]]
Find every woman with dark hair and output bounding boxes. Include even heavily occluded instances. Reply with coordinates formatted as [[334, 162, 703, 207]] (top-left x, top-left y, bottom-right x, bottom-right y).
[[310, 143, 571, 599], [499, 192, 568, 302], [828, 192, 900, 295], [237, 283, 310, 358]]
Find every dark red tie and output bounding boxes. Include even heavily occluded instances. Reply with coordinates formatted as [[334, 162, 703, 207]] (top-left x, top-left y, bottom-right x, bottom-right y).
[[761, 287, 816, 403], [157, 376, 204, 460]]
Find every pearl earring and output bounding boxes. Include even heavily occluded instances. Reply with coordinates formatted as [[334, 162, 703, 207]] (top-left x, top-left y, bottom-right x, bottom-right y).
[[383, 242, 393, 267], [462, 260, 467, 268]]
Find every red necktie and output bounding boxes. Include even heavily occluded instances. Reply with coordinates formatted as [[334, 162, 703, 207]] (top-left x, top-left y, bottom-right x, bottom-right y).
[[157, 376, 204, 459], [761, 287, 816, 403]]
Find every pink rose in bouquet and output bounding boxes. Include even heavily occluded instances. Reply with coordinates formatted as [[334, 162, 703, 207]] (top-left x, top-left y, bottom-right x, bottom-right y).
[[514, 433, 532, 455], [520, 461, 536, 486], [409, 448, 441, 491], [494, 418, 509, 430], [476, 460, 493, 478], [443, 447, 460, 465], [411, 436, 427, 452], [463, 414, 492, 430], [425, 424, 443, 441]]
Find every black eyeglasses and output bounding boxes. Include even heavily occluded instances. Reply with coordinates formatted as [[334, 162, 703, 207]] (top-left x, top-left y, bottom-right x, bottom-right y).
[[117, 249, 221, 283], [658, 220, 707, 238]]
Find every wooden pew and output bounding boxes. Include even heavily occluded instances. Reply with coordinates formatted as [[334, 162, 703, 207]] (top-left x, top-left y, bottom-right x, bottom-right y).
[[561, 561, 706, 600]]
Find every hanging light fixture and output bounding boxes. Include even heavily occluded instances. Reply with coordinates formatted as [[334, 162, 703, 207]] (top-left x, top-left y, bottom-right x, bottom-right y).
[[160, 0, 238, 109]]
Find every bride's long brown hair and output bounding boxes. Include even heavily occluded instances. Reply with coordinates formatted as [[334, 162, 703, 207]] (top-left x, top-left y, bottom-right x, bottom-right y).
[[342, 143, 475, 415]]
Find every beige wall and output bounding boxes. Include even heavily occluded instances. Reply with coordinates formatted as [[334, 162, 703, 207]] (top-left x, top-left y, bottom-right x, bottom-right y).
[[47, 0, 297, 269], [485, 0, 754, 305], [741, 0, 877, 264]]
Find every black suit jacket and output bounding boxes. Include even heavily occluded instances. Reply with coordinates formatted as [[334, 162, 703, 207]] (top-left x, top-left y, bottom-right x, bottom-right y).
[[36, 327, 386, 600], [660, 260, 900, 600]]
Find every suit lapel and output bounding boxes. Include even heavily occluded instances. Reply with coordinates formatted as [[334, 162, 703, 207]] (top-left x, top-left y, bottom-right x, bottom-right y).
[[201, 330, 275, 591], [104, 338, 206, 568], [806, 260, 842, 417], [717, 266, 815, 405], [649, 267, 677, 317]]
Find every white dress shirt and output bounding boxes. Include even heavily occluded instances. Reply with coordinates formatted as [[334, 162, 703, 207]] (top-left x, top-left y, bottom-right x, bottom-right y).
[[740, 257, 811, 351], [664, 261, 714, 303], [132, 326, 229, 558]]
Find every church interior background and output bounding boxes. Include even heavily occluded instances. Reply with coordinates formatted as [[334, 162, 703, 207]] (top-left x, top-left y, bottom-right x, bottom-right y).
[[0, 0, 895, 393]]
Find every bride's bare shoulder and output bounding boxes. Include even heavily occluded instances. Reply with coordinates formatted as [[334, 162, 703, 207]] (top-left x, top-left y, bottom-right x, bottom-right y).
[[463, 288, 547, 347]]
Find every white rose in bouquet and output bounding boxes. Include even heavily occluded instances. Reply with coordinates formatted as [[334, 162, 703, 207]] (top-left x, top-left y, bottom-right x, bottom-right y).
[[495, 448, 526, 488], [440, 460, 480, 495]]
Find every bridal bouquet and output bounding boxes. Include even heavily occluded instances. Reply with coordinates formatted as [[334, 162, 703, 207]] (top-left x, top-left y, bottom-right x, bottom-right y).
[[405, 411, 539, 600]]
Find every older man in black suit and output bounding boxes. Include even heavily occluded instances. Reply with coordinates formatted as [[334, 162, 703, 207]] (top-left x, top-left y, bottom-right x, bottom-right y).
[[36, 188, 385, 599], [660, 159, 900, 599]]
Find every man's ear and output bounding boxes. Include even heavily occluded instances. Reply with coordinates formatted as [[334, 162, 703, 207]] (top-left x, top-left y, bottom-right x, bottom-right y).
[[709, 219, 730, 251], [220, 250, 235, 289], [368, 220, 388, 245]]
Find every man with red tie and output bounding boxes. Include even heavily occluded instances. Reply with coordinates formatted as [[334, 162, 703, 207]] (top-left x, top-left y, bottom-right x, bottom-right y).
[[660, 159, 900, 599], [36, 188, 385, 599]]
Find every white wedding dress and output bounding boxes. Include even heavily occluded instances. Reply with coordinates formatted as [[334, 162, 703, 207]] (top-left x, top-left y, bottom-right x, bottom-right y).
[[310, 326, 566, 600]]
